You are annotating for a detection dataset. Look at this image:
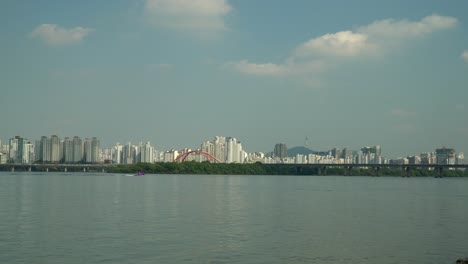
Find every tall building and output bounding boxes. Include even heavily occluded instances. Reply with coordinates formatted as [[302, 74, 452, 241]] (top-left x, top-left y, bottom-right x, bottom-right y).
[[72, 136, 82, 163], [83, 138, 92, 163], [273, 143, 288, 159], [8, 137, 18, 162], [63, 137, 74, 163], [213, 136, 226, 162], [41, 136, 51, 162], [34, 140, 42, 162], [122, 142, 135, 164], [140, 142, 154, 163], [225, 137, 243, 163], [331, 148, 341, 159], [435, 147, 456, 165], [113, 143, 123, 164], [91, 137, 100, 163], [50, 135, 60, 163], [201, 140, 215, 162]]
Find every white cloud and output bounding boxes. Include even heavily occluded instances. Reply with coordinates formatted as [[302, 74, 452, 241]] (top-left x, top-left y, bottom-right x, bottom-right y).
[[291, 14, 457, 59], [225, 60, 289, 76], [359, 14, 457, 39], [31, 24, 94, 46], [145, 0, 232, 32], [227, 14, 457, 78], [462, 50, 468, 62], [294, 31, 377, 58], [225, 60, 325, 76]]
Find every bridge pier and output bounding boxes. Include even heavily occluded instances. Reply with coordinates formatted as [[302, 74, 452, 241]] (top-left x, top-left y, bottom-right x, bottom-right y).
[[64, 167, 67, 172], [375, 166, 381, 177], [102, 168, 105, 173], [436, 166, 443, 178], [28, 167, 31, 172], [322, 166, 328, 176], [11, 167, 14, 172], [83, 168, 86, 172], [343, 166, 352, 176], [46, 167, 49, 172]]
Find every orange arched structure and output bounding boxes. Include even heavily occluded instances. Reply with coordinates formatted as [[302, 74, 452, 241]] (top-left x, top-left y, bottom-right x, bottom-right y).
[[174, 150, 222, 163]]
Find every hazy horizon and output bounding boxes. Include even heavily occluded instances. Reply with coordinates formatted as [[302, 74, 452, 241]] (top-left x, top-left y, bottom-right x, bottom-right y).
[[2, 0, 468, 158]]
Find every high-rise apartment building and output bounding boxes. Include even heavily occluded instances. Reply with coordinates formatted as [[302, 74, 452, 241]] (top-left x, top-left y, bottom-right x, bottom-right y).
[[72, 136, 82, 163], [113, 143, 123, 164], [273, 143, 288, 159], [84, 138, 92, 163], [140, 142, 154, 163], [63, 137, 74, 163], [50, 135, 60, 163], [91, 137, 100, 163], [9, 137, 18, 162], [41, 136, 51, 162], [214, 136, 226, 162], [435, 147, 456, 165]]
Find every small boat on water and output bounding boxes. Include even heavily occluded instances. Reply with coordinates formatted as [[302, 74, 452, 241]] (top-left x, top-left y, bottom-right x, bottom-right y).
[[134, 172, 145, 176]]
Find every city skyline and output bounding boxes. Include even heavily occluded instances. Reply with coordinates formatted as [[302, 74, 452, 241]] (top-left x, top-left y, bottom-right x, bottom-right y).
[[2, 1, 468, 157], [0, 133, 464, 165]]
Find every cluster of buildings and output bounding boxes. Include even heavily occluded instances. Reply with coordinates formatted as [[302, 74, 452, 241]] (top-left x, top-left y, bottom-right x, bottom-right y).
[[0, 135, 465, 165], [0, 135, 100, 164], [259, 144, 464, 165]]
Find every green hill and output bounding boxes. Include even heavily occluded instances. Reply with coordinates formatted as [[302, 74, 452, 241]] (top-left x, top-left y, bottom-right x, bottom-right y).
[[287, 146, 315, 156]]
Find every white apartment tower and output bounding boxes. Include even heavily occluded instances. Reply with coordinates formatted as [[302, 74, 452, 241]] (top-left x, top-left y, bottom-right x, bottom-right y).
[[91, 137, 100, 163], [72, 136, 82, 163], [50, 135, 60, 163], [140, 142, 154, 163], [41, 136, 51, 162], [63, 137, 74, 163], [113, 143, 123, 164], [214, 136, 226, 163]]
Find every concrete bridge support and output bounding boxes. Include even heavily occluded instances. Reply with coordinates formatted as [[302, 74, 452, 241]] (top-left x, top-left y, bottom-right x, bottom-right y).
[[11, 167, 14, 172], [375, 166, 381, 177], [405, 166, 411, 177], [343, 166, 353, 176], [28, 167, 31, 172], [64, 167, 67, 172], [46, 168, 49, 172], [436, 166, 443, 178], [321, 166, 328, 176]]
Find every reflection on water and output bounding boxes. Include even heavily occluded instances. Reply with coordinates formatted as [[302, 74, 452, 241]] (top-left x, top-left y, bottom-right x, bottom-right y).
[[1, 172, 467, 264]]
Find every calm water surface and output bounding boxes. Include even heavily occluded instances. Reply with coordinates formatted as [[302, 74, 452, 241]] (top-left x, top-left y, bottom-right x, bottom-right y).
[[0, 172, 467, 264]]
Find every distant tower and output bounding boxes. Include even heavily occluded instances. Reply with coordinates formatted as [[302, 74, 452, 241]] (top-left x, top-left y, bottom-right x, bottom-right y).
[[274, 143, 288, 158]]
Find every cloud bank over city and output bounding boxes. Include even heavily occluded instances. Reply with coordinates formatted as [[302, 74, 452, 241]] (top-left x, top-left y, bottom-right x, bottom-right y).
[[1, 1, 468, 157], [227, 14, 458, 77]]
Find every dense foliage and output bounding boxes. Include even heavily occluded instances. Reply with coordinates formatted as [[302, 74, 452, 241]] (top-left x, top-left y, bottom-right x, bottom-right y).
[[107, 162, 468, 177]]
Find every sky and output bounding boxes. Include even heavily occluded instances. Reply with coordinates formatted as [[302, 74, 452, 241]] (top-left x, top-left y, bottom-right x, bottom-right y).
[[1, 0, 468, 158]]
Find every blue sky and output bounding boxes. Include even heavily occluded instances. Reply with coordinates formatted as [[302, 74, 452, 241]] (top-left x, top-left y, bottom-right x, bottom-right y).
[[1, 0, 468, 157]]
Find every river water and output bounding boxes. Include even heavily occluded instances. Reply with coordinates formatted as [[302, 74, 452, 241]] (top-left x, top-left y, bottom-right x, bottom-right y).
[[0, 172, 467, 264]]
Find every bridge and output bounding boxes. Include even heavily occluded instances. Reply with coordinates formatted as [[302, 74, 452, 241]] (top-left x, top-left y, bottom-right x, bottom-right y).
[[265, 163, 467, 177], [174, 150, 222, 163], [0, 163, 115, 173], [0, 162, 466, 177]]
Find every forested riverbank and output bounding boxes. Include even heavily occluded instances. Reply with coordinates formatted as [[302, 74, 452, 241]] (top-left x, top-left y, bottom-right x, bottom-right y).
[[107, 162, 468, 177]]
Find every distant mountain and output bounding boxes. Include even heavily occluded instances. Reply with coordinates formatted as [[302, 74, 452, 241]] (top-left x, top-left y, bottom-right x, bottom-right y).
[[287, 146, 315, 157]]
